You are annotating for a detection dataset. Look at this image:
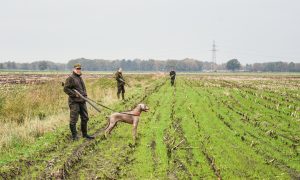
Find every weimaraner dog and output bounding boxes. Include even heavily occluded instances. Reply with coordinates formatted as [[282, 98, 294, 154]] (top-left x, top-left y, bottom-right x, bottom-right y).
[[105, 103, 149, 141]]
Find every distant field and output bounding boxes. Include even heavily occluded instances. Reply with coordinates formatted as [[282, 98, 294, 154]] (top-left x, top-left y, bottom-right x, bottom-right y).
[[0, 73, 299, 179], [0, 70, 299, 85]]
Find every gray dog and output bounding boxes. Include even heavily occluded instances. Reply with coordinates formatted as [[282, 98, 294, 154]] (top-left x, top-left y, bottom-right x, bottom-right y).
[[105, 103, 149, 141]]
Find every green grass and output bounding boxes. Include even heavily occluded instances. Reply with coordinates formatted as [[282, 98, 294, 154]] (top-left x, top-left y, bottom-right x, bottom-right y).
[[181, 79, 289, 178]]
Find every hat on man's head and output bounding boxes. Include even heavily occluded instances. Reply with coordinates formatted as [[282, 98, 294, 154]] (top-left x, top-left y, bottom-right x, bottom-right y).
[[74, 63, 81, 68]]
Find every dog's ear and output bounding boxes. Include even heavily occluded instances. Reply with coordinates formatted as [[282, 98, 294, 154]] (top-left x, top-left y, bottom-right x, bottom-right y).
[[138, 104, 142, 110], [143, 104, 148, 110], [139, 103, 144, 110]]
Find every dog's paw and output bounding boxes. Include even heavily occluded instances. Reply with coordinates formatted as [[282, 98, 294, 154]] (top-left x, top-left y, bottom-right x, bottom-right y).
[[128, 142, 136, 148], [101, 134, 107, 140]]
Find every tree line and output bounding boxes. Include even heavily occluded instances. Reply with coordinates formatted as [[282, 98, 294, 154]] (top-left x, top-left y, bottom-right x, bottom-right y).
[[0, 58, 299, 72]]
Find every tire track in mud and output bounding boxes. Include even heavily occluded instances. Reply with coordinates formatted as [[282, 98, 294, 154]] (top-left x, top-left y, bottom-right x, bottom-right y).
[[145, 100, 161, 175], [45, 78, 168, 179], [162, 84, 195, 179], [179, 80, 222, 179], [200, 141, 222, 180], [185, 106, 222, 179], [183, 77, 300, 179]]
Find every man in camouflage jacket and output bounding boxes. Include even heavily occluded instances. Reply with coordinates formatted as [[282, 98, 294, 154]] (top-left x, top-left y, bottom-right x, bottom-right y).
[[64, 63, 94, 140]]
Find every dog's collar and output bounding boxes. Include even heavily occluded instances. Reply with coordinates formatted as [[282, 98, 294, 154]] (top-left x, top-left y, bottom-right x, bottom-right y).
[[132, 111, 141, 116]]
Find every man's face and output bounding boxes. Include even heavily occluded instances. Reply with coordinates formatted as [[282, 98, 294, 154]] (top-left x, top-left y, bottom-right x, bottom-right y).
[[118, 68, 122, 72], [74, 67, 82, 75]]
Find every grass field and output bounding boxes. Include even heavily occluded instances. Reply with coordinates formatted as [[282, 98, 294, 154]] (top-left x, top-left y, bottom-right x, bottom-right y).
[[0, 73, 299, 179]]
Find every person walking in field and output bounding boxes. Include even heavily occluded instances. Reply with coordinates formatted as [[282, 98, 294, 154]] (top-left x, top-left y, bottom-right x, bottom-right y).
[[64, 63, 94, 140], [169, 70, 176, 86], [115, 68, 126, 100]]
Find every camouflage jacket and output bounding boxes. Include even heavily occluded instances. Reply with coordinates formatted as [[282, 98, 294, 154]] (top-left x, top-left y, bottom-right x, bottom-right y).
[[115, 72, 125, 85], [64, 72, 87, 103], [170, 71, 176, 79]]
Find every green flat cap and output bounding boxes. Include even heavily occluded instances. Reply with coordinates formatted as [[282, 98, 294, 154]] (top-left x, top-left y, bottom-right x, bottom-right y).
[[74, 63, 81, 68]]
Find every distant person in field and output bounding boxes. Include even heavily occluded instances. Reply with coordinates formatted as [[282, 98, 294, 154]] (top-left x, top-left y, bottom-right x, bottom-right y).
[[64, 63, 94, 141], [115, 68, 126, 100], [169, 70, 176, 86]]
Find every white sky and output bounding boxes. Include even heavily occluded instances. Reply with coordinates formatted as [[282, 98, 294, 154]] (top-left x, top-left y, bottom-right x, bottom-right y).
[[0, 0, 299, 64]]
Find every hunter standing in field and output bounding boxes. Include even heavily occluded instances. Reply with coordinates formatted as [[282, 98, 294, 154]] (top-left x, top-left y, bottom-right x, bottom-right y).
[[169, 70, 176, 86], [64, 64, 94, 140], [115, 68, 126, 100]]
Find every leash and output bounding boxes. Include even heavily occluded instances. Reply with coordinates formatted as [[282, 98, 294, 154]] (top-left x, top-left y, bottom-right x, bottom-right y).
[[73, 89, 140, 116], [73, 89, 102, 113]]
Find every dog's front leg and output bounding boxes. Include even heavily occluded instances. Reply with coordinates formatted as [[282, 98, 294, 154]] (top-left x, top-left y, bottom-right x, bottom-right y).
[[132, 125, 137, 143], [132, 120, 139, 143]]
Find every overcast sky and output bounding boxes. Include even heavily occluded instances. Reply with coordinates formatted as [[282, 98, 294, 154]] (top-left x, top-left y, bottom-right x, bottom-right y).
[[0, 0, 299, 64]]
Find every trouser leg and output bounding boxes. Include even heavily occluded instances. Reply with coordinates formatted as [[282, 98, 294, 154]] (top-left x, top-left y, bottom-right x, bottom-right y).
[[79, 103, 94, 139], [69, 102, 80, 140]]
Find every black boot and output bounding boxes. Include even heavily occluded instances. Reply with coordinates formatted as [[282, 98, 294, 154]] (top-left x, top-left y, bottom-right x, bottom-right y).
[[117, 93, 120, 99], [122, 93, 125, 100], [81, 122, 94, 140], [70, 124, 79, 141]]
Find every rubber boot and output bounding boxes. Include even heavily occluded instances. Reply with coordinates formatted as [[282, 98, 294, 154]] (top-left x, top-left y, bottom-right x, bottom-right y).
[[117, 93, 120, 99], [70, 124, 79, 141], [122, 93, 125, 100], [81, 122, 94, 140]]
